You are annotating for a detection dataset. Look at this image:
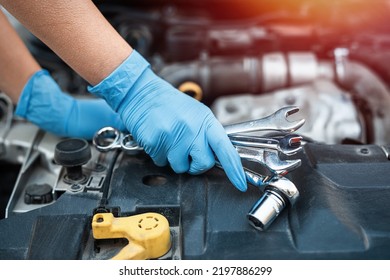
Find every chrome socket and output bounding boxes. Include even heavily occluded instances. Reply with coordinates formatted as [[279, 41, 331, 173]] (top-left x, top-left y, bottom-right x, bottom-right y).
[[247, 177, 299, 231], [247, 189, 286, 230]]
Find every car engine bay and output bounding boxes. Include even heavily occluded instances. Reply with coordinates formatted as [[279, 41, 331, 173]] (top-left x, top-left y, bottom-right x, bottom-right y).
[[0, 0, 390, 259]]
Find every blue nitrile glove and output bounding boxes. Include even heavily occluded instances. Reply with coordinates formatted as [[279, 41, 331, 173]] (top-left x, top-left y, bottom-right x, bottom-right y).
[[15, 69, 125, 139], [88, 50, 247, 191]]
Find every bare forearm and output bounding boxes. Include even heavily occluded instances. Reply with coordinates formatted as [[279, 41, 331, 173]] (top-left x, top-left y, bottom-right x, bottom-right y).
[[1, 0, 132, 86], [0, 9, 40, 103]]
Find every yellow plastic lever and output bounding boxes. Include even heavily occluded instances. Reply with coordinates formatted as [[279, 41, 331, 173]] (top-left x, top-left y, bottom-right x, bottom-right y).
[[92, 212, 171, 260]]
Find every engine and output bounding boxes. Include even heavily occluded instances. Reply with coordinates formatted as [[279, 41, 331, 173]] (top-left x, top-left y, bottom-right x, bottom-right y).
[[0, 0, 390, 260]]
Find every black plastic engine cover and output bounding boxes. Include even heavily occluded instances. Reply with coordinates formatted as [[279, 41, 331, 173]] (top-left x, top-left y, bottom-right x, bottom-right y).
[[0, 143, 389, 259]]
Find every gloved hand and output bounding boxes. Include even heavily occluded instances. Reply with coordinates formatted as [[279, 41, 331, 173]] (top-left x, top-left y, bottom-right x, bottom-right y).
[[88, 50, 247, 191], [15, 69, 125, 139]]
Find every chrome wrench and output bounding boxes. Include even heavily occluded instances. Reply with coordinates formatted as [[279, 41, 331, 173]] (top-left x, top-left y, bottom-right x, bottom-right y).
[[224, 106, 305, 135], [234, 146, 302, 176], [229, 134, 303, 156]]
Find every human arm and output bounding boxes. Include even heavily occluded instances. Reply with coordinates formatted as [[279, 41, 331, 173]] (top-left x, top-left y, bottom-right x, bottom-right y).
[[0, 7, 124, 139], [0, 0, 131, 85], [0, 9, 40, 103]]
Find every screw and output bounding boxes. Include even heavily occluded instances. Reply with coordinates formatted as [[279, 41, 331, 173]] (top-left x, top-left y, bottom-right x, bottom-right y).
[[70, 184, 82, 191]]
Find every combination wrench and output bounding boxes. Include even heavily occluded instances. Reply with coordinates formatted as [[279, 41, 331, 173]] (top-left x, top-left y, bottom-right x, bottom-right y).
[[224, 106, 305, 135]]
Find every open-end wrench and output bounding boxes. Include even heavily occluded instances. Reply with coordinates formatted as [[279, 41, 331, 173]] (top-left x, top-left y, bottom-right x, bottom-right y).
[[224, 106, 305, 135], [234, 146, 302, 176], [229, 134, 303, 156]]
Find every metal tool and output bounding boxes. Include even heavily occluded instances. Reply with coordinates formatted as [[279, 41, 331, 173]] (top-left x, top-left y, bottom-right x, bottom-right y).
[[224, 106, 305, 135], [221, 106, 305, 231], [93, 127, 143, 153], [247, 176, 299, 231], [235, 146, 301, 176], [229, 134, 303, 156]]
